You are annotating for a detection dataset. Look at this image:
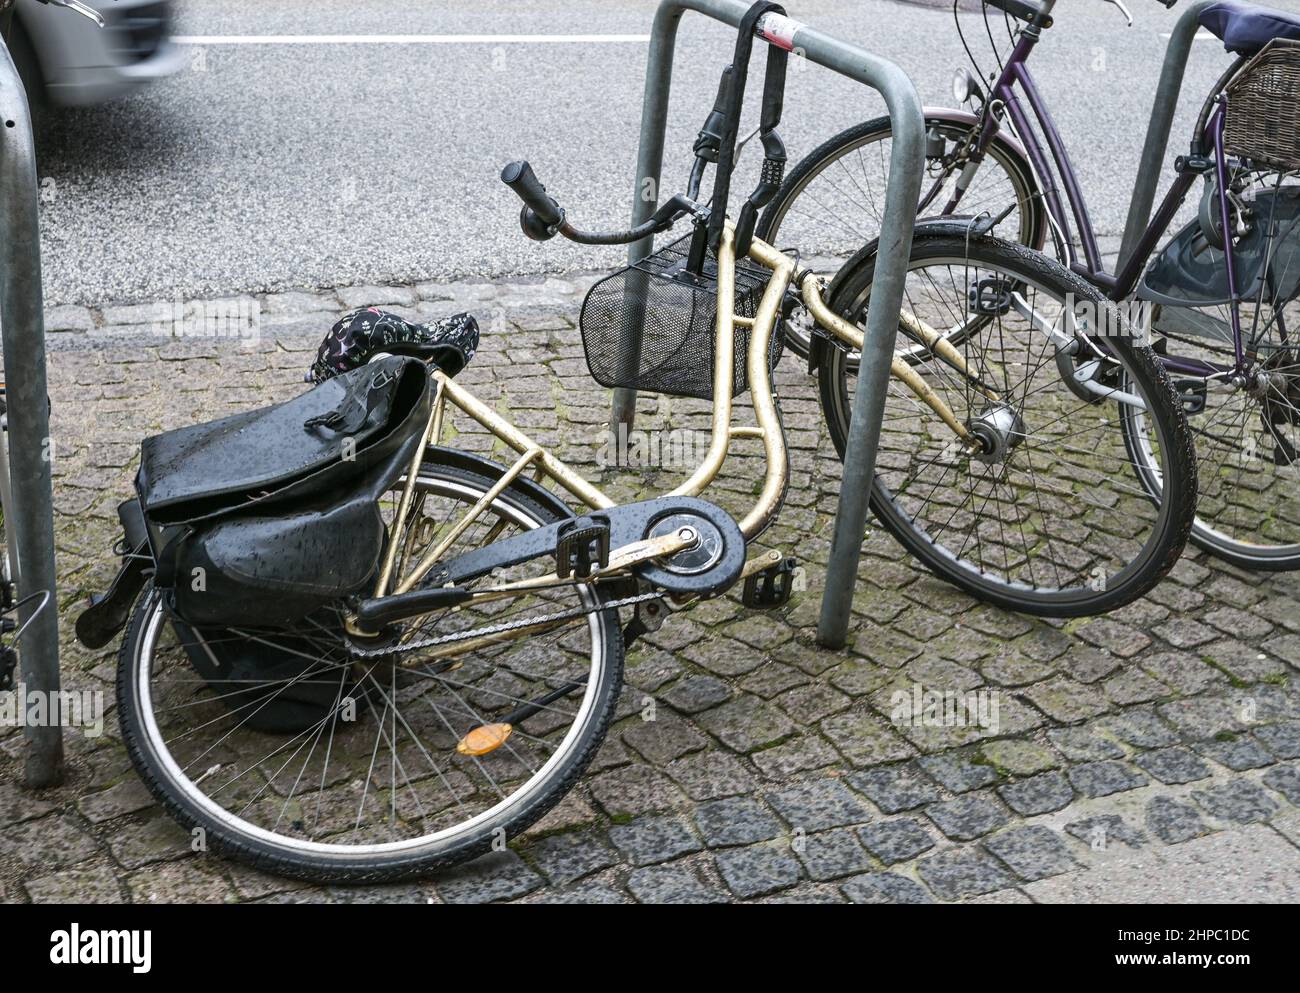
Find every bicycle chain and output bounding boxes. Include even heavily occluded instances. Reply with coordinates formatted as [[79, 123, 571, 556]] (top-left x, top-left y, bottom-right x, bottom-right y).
[[346, 589, 662, 659]]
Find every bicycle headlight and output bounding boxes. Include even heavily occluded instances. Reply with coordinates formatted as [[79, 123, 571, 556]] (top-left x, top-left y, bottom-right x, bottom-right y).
[[952, 68, 983, 106]]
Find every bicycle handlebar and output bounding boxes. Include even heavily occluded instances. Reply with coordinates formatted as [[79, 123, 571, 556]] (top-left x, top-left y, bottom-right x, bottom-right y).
[[501, 159, 697, 246], [500, 160, 565, 240]]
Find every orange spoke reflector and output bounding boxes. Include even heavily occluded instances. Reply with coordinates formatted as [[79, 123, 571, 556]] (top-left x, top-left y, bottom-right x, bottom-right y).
[[457, 722, 513, 756]]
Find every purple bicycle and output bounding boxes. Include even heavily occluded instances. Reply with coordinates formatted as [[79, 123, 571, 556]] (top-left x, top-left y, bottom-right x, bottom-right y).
[[760, 0, 1300, 570]]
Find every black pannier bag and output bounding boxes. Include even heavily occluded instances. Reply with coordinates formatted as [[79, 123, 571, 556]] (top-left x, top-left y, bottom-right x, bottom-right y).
[[132, 355, 432, 733], [139, 353, 431, 627]]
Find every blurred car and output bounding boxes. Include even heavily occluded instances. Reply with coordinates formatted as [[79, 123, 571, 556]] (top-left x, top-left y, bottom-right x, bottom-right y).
[[8, 0, 184, 109]]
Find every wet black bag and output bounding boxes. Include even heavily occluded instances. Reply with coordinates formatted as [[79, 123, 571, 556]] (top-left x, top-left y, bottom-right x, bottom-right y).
[[139, 354, 432, 629]]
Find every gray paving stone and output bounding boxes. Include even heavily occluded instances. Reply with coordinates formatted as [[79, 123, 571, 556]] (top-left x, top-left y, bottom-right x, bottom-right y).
[[1262, 763, 1300, 805], [626, 863, 726, 904], [1192, 780, 1280, 824], [664, 751, 756, 800], [845, 762, 942, 814], [841, 872, 934, 904], [608, 814, 702, 867], [795, 828, 874, 881], [435, 852, 543, 904], [696, 696, 796, 753], [1096, 710, 1182, 749], [0, 815, 101, 870], [662, 675, 731, 714], [587, 764, 686, 818], [1047, 727, 1125, 761], [997, 771, 1075, 815], [916, 848, 1015, 901], [984, 825, 1078, 881], [532, 879, 631, 904], [756, 883, 847, 904], [622, 717, 707, 765], [917, 750, 999, 793], [752, 735, 841, 777], [925, 794, 1011, 841], [714, 845, 803, 899], [323, 884, 427, 904], [1064, 815, 1147, 850], [1255, 721, 1300, 760], [768, 779, 870, 833], [1196, 736, 1276, 771], [857, 817, 936, 864], [25, 865, 124, 904], [694, 796, 783, 848], [1134, 747, 1213, 785], [979, 740, 1059, 776], [1146, 796, 1211, 844], [1067, 761, 1149, 798]]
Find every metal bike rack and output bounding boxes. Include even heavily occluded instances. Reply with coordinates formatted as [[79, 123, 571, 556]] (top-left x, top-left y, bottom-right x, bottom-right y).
[[1117, 0, 1214, 270], [0, 40, 62, 787], [613, 0, 925, 648]]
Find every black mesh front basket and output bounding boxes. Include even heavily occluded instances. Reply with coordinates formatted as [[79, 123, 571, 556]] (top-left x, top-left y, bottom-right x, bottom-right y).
[[579, 234, 782, 400]]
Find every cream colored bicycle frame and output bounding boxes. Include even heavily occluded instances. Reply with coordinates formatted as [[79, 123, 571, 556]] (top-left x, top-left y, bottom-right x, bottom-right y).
[[368, 223, 981, 606]]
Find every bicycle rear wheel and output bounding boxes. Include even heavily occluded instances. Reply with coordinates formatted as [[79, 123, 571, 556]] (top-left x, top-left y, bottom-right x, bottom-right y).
[[818, 231, 1197, 615], [116, 450, 624, 882]]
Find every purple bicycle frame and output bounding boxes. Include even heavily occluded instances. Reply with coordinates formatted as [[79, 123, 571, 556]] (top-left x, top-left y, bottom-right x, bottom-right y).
[[966, 18, 1241, 380]]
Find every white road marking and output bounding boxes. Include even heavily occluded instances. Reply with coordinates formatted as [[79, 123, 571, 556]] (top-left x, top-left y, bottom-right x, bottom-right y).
[[173, 34, 651, 45], [1157, 29, 1218, 41]]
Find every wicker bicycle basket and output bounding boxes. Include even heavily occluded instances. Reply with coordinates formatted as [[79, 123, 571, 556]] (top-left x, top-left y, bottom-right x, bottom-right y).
[[578, 233, 782, 401], [1224, 39, 1300, 172]]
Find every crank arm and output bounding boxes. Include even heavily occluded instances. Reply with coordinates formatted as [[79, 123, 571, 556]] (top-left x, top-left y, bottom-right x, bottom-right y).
[[353, 523, 699, 631]]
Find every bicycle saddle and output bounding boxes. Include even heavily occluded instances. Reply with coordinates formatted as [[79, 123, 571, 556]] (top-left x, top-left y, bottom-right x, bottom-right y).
[[1200, 2, 1300, 56]]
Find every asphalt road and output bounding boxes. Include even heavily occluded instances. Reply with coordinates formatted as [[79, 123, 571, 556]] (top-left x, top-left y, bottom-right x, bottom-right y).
[[32, 0, 1300, 306]]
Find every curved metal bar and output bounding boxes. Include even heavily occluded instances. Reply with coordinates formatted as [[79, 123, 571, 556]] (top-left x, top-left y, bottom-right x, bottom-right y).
[[0, 41, 62, 786], [615, 0, 925, 648], [1117, 0, 1215, 270]]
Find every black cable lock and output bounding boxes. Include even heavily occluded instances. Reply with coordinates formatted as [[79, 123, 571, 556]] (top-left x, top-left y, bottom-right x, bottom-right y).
[[705, 1, 791, 258]]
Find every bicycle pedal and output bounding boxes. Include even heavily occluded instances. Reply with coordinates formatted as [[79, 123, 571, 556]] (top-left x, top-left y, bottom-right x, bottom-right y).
[[742, 557, 798, 609], [556, 515, 611, 579], [968, 277, 1013, 317], [1175, 378, 1207, 415]]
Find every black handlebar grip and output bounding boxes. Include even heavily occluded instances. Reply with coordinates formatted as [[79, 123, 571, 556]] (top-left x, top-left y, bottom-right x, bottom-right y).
[[501, 160, 563, 229]]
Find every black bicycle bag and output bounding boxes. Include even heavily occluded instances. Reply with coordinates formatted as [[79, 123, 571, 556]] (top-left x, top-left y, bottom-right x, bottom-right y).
[[141, 353, 432, 629]]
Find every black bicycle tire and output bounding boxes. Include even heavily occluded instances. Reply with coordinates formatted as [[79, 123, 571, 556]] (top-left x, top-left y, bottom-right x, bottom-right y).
[[818, 233, 1197, 616]]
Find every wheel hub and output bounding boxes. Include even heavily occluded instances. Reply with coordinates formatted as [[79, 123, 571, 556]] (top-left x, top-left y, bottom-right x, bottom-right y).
[[1256, 348, 1300, 425], [647, 514, 724, 575], [968, 404, 1028, 464]]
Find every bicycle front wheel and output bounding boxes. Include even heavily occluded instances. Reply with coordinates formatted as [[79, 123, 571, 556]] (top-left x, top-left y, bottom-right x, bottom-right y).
[[818, 232, 1197, 616]]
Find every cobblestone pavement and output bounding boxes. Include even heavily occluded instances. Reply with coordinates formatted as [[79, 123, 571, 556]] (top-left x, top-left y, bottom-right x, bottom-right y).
[[2, 271, 1300, 904]]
